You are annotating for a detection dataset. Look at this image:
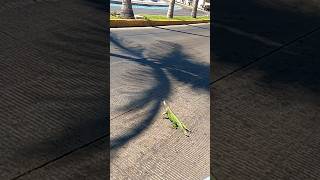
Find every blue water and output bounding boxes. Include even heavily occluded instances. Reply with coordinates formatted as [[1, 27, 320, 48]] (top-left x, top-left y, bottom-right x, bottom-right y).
[[110, 3, 182, 10]]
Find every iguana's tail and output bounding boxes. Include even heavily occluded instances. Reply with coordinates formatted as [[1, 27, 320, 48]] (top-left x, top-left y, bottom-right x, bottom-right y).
[[183, 130, 190, 137], [182, 123, 191, 132], [162, 100, 167, 107], [162, 100, 169, 112], [181, 124, 191, 137], [162, 100, 168, 118]]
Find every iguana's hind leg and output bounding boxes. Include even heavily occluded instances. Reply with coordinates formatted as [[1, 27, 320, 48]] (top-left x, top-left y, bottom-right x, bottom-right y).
[[172, 123, 178, 129]]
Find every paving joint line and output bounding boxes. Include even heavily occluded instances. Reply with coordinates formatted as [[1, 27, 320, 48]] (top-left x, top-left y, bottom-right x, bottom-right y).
[[153, 26, 210, 38], [11, 135, 107, 180], [111, 24, 210, 37], [2, 3, 107, 179], [8, 20, 318, 180], [209, 25, 320, 86], [10, 27, 209, 179]]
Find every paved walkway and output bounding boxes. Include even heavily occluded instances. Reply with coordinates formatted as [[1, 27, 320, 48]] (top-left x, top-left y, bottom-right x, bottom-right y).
[[0, 1, 107, 179], [110, 24, 210, 179], [212, 0, 320, 179]]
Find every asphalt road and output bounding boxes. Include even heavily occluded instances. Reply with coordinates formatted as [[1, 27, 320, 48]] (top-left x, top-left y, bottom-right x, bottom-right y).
[[0, 0, 107, 179], [110, 24, 210, 179], [212, 0, 320, 179]]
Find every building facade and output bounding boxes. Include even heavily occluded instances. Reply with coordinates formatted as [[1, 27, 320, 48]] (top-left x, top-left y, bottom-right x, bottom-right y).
[[175, 0, 210, 10]]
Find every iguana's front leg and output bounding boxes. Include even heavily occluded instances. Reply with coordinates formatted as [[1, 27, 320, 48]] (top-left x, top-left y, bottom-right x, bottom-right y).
[[172, 123, 178, 129]]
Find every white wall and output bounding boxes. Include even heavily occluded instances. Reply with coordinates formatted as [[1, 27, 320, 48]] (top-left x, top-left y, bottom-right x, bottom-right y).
[[176, 0, 206, 8]]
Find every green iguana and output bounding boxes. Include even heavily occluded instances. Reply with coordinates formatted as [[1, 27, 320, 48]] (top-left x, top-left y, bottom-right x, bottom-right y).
[[162, 100, 191, 137]]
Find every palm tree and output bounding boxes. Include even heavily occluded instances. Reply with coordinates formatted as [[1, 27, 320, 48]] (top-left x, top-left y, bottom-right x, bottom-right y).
[[121, 0, 135, 19], [191, 0, 199, 18], [167, 0, 175, 18]]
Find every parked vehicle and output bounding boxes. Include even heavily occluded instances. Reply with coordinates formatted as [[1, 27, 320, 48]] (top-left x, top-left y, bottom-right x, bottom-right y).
[[202, 0, 210, 11]]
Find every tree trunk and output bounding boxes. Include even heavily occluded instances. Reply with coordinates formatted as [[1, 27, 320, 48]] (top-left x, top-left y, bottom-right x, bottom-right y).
[[167, 0, 175, 18], [191, 0, 199, 18], [121, 0, 135, 19]]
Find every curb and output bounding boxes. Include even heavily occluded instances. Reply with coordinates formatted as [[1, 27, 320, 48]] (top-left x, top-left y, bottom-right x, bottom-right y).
[[110, 19, 210, 28]]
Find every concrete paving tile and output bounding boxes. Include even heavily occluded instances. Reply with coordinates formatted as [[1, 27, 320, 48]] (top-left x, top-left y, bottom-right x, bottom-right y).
[[212, 28, 320, 179], [0, 1, 107, 179], [111, 83, 209, 179], [212, 0, 320, 81], [19, 138, 108, 180], [111, 24, 210, 119]]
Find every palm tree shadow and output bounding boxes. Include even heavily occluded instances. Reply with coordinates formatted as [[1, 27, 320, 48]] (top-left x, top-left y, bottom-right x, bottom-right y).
[[110, 33, 209, 154], [12, 2, 108, 168]]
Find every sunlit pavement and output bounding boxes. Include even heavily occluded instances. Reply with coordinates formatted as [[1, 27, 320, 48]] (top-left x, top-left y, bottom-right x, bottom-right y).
[[110, 24, 210, 179]]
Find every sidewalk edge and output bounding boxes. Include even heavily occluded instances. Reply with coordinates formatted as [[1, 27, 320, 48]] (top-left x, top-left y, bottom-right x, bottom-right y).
[[110, 19, 210, 28]]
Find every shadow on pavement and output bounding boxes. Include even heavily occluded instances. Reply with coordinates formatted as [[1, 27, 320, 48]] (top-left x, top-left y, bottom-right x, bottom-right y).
[[19, 13, 108, 157], [110, 33, 209, 154], [212, 0, 320, 81], [212, 0, 320, 179], [0, 0, 107, 178]]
